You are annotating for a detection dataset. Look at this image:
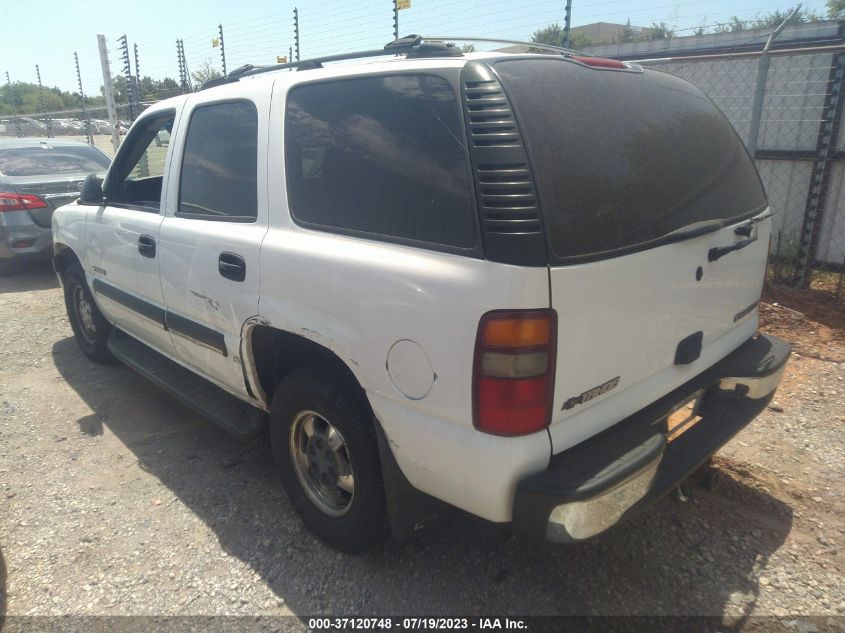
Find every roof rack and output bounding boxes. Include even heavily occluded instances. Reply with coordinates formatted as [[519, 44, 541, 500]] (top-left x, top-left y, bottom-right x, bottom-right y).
[[425, 35, 584, 56], [199, 34, 585, 90]]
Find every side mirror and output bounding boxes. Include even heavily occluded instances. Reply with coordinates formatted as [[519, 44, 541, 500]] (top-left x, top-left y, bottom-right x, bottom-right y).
[[79, 173, 104, 205]]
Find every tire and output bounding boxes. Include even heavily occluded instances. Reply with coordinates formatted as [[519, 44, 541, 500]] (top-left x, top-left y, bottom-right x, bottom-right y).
[[62, 262, 115, 363], [270, 366, 387, 553]]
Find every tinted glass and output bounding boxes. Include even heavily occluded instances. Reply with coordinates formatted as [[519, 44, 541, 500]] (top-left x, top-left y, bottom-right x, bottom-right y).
[[495, 59, 768, 260], [285, 74, 476, 248], [0, 145, 110, 177], [179, 101, 258, 220]]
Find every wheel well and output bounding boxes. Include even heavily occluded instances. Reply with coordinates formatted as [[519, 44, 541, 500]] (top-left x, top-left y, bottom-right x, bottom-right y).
[[250, 325, 365, 404], [52, 244, 81, 277]]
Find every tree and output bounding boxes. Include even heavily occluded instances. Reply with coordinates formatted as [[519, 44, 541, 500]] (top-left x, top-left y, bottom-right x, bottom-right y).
[[191, 58, 223, 86], [714, 8, 819, 34], [828, 0, 845, 18], [649, 22, 674, 40], [752, 8, 819, 27], [136, 76, 181, 101], [620, 19, 638, 42], [461, 44, 476, 53], [530, 23, 594, 50], [0, 81, 96, 116]]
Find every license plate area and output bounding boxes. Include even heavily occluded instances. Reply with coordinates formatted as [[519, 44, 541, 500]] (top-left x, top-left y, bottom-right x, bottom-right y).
[[665, 389, 705, 443]]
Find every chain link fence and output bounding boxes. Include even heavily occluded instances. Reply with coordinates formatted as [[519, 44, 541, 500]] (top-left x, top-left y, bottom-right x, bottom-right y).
[[634, 45, 845, 302], [0, 103, 137, 158]]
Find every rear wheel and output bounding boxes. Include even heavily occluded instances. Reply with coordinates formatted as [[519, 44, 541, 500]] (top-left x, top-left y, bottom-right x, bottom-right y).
[[270, 366, 387, 553], [63, 262, 114, 363]]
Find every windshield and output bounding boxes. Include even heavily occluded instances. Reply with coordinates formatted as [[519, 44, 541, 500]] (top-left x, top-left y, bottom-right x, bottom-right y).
[[0, 145, 110, 177], [495, 58, 767, 261]]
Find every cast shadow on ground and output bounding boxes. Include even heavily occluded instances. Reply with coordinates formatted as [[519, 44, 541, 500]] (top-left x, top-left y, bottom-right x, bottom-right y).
[[0, 262, 59, 295], [52, 335, 793, 618]]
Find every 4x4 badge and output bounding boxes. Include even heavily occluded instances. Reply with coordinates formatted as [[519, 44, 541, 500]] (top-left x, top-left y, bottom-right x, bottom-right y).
[[562, 376, 620, 410]]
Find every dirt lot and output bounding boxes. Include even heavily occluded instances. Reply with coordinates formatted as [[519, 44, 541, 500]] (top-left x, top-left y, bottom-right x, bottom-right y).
[[1, 264, 844, 624]]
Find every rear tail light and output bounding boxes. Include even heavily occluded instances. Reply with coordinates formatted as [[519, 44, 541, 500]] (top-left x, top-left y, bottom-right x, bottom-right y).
[[473, 309, 557, 436], [0, 192, 48, 212]]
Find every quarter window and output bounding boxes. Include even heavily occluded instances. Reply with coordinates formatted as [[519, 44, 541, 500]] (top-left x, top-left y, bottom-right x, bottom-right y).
[[285, 74, 477, 249], [178, 101, 258, 221]]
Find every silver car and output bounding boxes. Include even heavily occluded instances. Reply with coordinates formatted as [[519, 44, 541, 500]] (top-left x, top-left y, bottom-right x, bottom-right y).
[[0, 138, 111, 272]]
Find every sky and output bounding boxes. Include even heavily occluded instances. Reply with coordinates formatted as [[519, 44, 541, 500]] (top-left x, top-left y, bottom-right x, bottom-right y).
[[1, 0, 833, 97]]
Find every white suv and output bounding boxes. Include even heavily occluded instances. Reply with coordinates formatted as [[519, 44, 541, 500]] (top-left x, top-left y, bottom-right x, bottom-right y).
[[52, 36, 790, 552]]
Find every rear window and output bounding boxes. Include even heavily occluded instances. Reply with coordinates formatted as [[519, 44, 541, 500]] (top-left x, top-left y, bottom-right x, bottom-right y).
[[495, 59, 767, 261], [285, 74, 477, 249], [0, 145, 110, 177]]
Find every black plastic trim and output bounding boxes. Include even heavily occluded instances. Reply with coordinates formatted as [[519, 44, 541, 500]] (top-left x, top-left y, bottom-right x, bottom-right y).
[[91, 278, 228, 357], [108, 328, 264, 439], [674, 331, 703, 365], [165, 311, 228, 357], [173, 212, 257, 223], [374, 419, 447, 540], [92, 279, 165, 327], [460, 60, 547, 266]]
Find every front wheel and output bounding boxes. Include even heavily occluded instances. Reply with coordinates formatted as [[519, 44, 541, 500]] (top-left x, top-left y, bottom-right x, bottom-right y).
[[62, 263, 114, 363], [270, 367, 387, 553]]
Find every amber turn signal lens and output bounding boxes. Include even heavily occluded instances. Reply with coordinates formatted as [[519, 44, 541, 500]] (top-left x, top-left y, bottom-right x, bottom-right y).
[[482, 316, 551, 348]]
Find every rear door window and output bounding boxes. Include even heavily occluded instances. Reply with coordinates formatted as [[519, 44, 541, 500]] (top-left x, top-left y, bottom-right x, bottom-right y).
[[495, 58, 767, 261], [284, 74, 477, 250]]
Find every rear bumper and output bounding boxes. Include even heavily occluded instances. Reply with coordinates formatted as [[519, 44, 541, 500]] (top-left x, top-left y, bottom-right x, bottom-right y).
[[0, 222, 53, 263], [512, 333, 791, 543]]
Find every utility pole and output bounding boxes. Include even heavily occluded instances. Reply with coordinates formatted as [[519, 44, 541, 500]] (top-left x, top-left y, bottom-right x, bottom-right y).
[[176, 39, 192, 92], [35, 65, 53, 138], [74, 52, 94, 145], [393, 0, 399, 40], [563, 0, 572, 48], [293, 8, 300, 61], [289, 46, 293, 71], [97, 34, 121, 151], [218, 24, 227, 75], [5, 72, 22, 137], [133, 43, 142, 107], [118, 34, 137, 121], [177, 39, 185, 90]]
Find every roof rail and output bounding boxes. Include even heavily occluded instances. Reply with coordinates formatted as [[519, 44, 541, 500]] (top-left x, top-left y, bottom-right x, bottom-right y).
[[200, 34, 426, 89], [199, 34, 584, 90], [425, 35, 585, 56]]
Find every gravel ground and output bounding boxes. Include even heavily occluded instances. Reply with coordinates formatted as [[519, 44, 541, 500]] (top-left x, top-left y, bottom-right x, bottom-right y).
[[1, 263, 843, 622]]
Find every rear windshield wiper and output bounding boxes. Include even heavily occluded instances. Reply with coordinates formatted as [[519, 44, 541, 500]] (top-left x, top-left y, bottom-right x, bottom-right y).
[[708, 236, 757, 262], [708, 210, 772, 260], [662, 219, 725, 244], [733, 211, 774, 237]]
